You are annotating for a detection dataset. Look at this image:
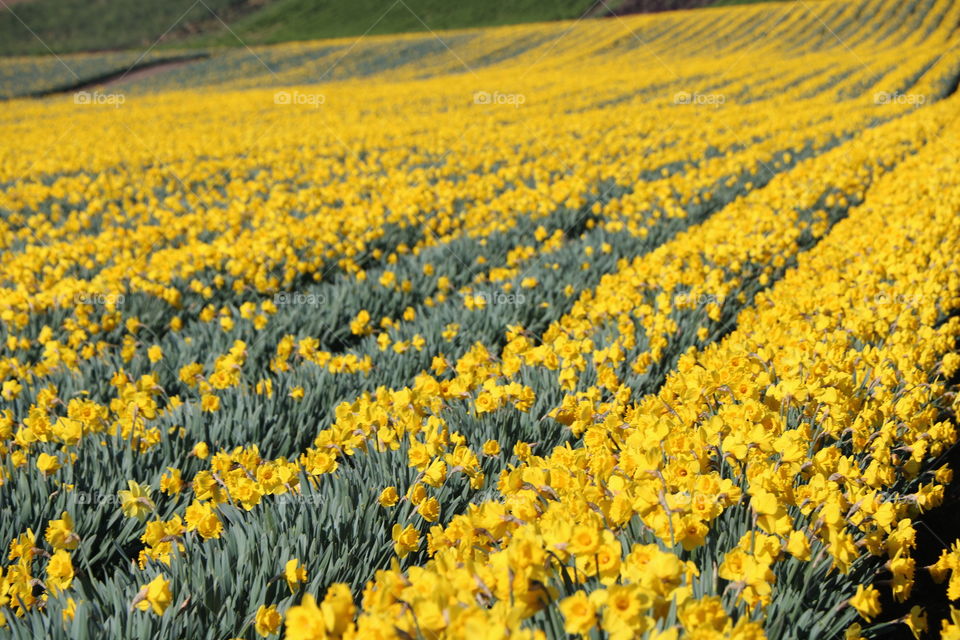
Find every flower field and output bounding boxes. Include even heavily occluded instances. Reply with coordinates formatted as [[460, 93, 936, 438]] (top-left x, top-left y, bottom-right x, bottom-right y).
[[3, 0, 960, 638]]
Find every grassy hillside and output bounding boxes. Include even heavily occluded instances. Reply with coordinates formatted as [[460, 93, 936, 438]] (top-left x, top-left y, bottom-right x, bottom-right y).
[[0, 0, 250, 55], [0, 0, 776, 56], [0, 0, 597, 55], [199, 0, 600, 46]]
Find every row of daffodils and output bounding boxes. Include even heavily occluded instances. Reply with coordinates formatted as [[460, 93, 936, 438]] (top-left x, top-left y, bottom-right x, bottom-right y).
[[288, 98, 960, 640]]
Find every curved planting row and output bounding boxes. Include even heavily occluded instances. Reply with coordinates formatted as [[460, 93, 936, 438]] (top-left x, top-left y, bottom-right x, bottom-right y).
[[333, 96, 960, 640]]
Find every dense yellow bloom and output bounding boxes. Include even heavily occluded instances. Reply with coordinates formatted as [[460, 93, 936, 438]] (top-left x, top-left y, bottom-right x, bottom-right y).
[[941, 608, 960, 640], [192, 441, 210, 459], [559, 591, 596, 635], [185, 500, 223, 540], [201, 394, 221, 413], [255, 604, 282, 637], [45, 511, 79, 550], [377, 486, 399, 508], [849, 585, 882, 622], [284, 585, 355, 640], [417, 497, 440, 522], [133, 574, 173, 616], [160, 467, 184, 495], [45, 549, 74, 595], [904, 606, 928, 639], [391, 524, 420, 558], [118, 480, 155, 521], [35, 452, 60, 476], [62, 598, 77, 622], [285, 559, 308, 593]]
